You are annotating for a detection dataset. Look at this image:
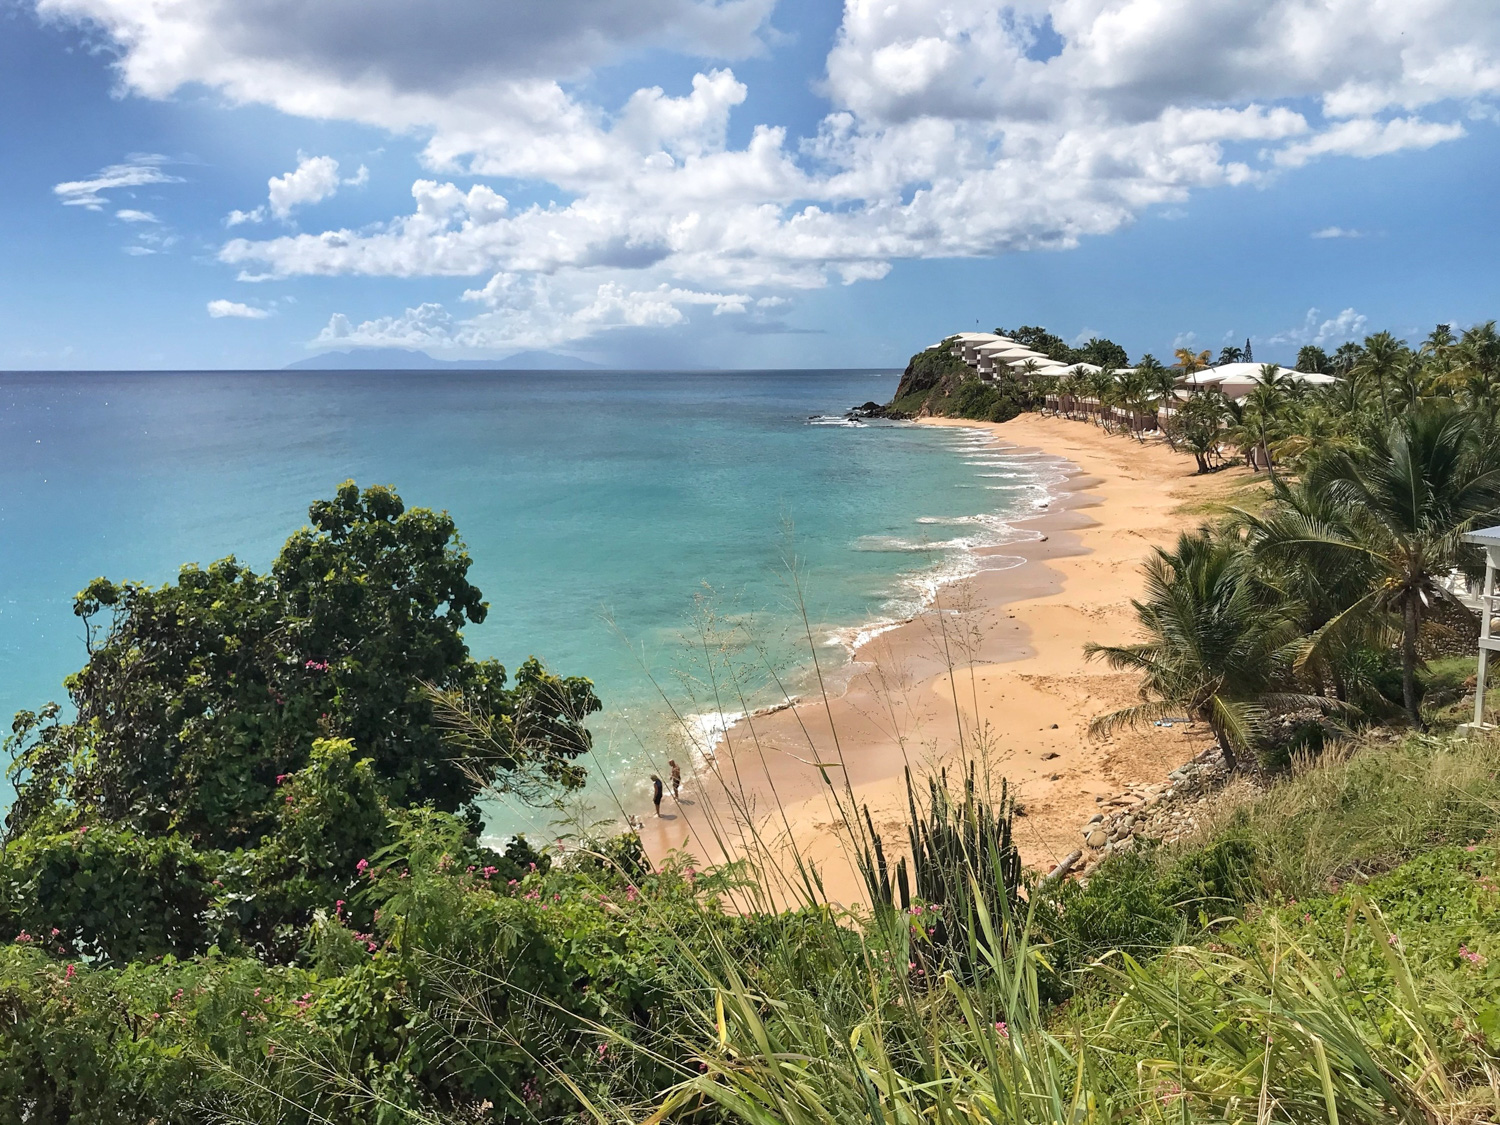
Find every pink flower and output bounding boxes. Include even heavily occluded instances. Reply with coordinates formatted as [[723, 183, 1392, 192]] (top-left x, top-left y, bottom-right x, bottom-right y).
[[994, 1021, 1009, 1038], [356, 858, 369, 875], [64, 964, 75, 980], [275, 774, 288, 786]]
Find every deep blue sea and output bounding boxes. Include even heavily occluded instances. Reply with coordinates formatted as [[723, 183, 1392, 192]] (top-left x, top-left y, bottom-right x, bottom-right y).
[[0, 370, 1056, 834]]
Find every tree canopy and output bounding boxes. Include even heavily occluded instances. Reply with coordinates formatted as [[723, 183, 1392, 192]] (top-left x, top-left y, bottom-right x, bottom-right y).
[[2, 481, 600, 960]]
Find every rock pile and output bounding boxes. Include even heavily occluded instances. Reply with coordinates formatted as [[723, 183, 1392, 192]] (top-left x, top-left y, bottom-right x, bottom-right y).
[[1075, 746, 1231, 874]]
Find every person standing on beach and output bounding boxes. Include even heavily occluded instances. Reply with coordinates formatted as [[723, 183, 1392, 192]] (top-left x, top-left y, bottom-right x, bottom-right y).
[[651, 774, 664, 817], [668, 760, 682, 800]]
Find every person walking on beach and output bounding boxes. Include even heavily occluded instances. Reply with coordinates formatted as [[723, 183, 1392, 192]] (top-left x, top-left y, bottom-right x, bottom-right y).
[[651, 774, 664, 817], [668, 760, 682, 800]]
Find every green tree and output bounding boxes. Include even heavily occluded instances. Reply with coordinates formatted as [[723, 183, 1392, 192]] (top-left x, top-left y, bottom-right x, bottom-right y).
[[1295, 345, 1329, 373], [5, 482, 601, 850], [1217, 345, 1245, 365], [1086, 531, 1311, 771], [1174, 347, 1212, 374], [1253, 404, 1500, 728], [996, 325, 1077, 363], [1077, 336, 1130, 368]]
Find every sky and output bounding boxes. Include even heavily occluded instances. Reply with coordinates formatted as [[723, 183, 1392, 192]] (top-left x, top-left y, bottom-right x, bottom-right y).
[[3, 0, 1500, 371]]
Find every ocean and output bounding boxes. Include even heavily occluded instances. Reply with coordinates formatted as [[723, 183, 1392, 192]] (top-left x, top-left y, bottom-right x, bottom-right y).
[[0, 370, 1059, 833]]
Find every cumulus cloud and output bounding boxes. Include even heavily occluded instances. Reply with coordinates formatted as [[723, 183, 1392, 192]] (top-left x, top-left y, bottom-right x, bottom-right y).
[[227, 154, 370, 226], [207, 299, 271, 318], [40, 0, 1500, 346], [1270, 307, 1369, 348], [1312, 226, 1365, 239], [53, 154, 183, 210]]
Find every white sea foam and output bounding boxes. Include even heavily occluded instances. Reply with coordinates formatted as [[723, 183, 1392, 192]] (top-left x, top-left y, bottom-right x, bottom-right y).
[[807, 415, 866, 427], [691, 424, 1073, 750], [678, 698, 798, 766]]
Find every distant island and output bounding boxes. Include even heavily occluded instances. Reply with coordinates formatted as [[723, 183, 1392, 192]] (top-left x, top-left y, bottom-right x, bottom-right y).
[[286, 347, 605, 371]]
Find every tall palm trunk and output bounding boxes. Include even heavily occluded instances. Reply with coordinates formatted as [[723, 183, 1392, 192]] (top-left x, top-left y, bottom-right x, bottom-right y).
[[1401, 596, 1424, 730]]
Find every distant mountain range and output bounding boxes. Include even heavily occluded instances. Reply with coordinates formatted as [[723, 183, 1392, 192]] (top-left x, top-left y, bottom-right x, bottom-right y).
[[285, 348, 605, 371]]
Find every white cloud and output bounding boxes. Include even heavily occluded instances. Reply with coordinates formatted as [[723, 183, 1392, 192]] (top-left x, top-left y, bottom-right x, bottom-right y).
[[225, 155, 371, 226], [267, 155, 344, 219], [316, 276, 753, 350], [115, 208, 159, 223], [42, 0, 1500, 346], [207, 299, 271, 319], [1273, 116, 1465, 167], [1270, 307, 1369, 348], [53, 154, 183, 210], [1311, 226, 1365, 239]]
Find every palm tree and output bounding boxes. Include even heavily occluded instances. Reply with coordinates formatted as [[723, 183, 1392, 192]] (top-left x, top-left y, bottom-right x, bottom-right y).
[[1296, 345, 1329, 374], [1174, 347, 1212, 374], [1232, 382, 1289, 481], [1217, 345, 1245, 365], [1352, 331, 1409, 421], [1086, 531, 1309, 771], [1056, 370, 1082, 417], [1177, 390, 1229, 473], [1330, 341, 1364, 378], [1253, 403, 1500, 728], [1141, 359, 1181, 446]]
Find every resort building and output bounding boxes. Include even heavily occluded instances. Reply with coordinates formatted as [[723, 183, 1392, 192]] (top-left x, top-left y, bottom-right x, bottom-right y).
[[1176, 362, 1338, 401], [932, 334, 1339, 409]]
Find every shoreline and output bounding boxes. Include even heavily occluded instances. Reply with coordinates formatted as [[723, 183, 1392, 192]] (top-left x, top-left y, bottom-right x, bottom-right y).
[[637, 414, 1254, 904]]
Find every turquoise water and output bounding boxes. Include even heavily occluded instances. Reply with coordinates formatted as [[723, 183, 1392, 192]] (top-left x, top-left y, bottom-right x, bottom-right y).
[[0, 371, 1055, 830]]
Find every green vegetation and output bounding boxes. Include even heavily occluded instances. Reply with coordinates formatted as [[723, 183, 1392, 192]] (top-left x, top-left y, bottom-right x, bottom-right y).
[[886, 338, 1033, 420], [5, 315, 1500, 1122]]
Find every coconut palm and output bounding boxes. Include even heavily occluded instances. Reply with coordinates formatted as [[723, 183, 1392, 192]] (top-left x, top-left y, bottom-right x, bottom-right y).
[[1352, 331, 1409, 421], [1231, 383, 1290, 481], [1086, 531, 1309, 771], [1252, 403, 1500, 728], [1174, 347, 1212, 374], [1177, 390, 1229, 473]]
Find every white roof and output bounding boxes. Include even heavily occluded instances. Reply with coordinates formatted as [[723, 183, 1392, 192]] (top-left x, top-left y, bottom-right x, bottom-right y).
[[1178, 364, 1341, 401], [951, 332, 1004, 342], [976, 341, 1038, 356], [1465, 526, 1500, 546]]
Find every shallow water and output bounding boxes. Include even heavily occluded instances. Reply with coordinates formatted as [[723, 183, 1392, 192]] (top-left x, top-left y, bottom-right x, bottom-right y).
[[0, 370, 1057, 829]]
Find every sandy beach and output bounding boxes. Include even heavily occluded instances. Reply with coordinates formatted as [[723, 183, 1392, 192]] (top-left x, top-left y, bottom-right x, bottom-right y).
[[638, 414, 1254, 904]]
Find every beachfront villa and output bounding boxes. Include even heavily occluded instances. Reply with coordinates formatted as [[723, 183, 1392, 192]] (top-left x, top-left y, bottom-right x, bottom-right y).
[[930, 335, 1337, 403], [1176, 361, 1339, 399], [931, 333, 1075, 381]]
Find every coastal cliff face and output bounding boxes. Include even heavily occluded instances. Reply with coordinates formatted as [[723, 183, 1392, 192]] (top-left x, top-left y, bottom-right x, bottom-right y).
[[885, 338, 1028, 423], [886, 341, 971, 415]]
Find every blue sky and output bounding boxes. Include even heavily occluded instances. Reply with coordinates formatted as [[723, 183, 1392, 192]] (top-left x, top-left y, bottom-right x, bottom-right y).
[[3, 0, 1499, 370]]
